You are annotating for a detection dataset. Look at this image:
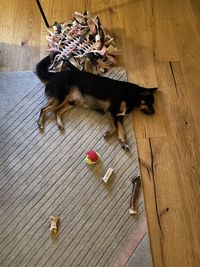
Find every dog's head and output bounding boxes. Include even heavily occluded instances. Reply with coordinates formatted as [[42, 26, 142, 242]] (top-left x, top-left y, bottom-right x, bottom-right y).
[[139, 88, 158, 115]]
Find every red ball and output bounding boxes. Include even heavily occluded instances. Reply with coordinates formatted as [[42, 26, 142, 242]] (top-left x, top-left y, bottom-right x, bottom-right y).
[[86, 150, 99, 163]]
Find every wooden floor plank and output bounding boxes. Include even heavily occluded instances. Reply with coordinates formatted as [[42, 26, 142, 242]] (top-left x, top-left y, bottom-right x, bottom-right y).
[[0, 0, 41, 71], [170, 0, 200, 135]]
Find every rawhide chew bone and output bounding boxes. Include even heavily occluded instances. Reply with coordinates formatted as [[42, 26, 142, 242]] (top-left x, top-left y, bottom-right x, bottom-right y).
[[129, 176, 141, 214], [101, 168, 113, 183], [50, 215, 59, 234]]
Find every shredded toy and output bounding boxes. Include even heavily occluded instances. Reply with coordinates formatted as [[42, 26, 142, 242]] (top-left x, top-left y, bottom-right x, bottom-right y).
[[46, 11, 121, 74]]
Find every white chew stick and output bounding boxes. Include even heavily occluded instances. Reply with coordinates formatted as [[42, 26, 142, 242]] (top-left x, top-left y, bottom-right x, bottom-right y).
[[101, 168, 113, 183]]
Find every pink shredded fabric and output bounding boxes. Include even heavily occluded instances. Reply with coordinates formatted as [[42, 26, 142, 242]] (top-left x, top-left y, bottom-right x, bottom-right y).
[[46, 11, 121, 74]]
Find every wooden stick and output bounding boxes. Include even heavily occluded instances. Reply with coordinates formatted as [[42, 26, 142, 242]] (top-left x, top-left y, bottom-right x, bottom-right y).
[[129, 176, 141, 214]]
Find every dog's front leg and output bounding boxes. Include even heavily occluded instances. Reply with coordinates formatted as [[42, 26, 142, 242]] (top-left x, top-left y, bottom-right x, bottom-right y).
[[116, 116, 130, 151], [116, 101, 130, 150], [104, 112, 117, 138]]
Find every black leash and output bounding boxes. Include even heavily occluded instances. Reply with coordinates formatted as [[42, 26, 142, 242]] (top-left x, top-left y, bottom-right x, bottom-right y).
[[35, 0, 50, 28]]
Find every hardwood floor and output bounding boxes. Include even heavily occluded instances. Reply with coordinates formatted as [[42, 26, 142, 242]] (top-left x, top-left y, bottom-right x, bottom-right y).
[[1, 0, 200, 266]]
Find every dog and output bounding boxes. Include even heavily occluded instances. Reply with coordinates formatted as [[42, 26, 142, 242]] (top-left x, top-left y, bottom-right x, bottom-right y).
[[36, 54, 157, 150]]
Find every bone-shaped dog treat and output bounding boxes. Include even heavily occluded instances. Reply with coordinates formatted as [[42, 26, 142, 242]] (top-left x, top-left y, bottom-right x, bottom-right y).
[[50, 215, 59, 234], [129, 176, 141, 214], [101, 168, 113, 183]]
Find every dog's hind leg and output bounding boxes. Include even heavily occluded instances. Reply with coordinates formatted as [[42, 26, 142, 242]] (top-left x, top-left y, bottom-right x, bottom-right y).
[[38, 97, 59, 130], [55, 103, 74, 130]]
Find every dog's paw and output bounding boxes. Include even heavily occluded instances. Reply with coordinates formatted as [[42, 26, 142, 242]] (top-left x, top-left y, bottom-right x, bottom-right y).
[[121, 142, 130, 151], [103, 129, 116, 138], [103, 131, 110, 138], [37, 121, 44, 131], [57, 123, 64, 131]]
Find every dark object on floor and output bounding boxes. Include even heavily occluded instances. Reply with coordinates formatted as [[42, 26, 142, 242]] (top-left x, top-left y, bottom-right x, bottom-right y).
[[129, 176, 141, 214]]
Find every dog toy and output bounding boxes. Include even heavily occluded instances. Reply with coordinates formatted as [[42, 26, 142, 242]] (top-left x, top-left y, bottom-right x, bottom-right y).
[[85, 150, 100, 164], [46, 11, 121, 74], [50, 215, 59, 234], [101, 168, 113, 183], [129, 176, 141, 214]]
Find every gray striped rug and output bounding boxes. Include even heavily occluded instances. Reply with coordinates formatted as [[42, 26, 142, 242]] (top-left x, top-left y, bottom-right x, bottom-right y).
[[0, 69, 152, 267]]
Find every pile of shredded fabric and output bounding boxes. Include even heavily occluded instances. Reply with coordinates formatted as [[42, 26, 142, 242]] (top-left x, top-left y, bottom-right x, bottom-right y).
[[47, 11, 121, 74]]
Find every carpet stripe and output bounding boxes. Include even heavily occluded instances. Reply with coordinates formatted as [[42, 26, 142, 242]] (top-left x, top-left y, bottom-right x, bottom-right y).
[[0, 83, 43, 140], [0, 96, 44, 151], [0, 82, 42, 129], [0, 94, 44, 148]]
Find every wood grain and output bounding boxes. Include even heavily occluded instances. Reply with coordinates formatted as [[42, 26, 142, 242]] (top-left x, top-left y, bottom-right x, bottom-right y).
[[1, 0, 200, 266], [0, 0, 41, 71]]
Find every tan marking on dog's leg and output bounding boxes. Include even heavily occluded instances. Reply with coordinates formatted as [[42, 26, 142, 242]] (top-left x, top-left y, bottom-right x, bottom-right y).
[[38, 98, 59, 130], [104, 112, 117, 137], [117, 101, 126, 116]]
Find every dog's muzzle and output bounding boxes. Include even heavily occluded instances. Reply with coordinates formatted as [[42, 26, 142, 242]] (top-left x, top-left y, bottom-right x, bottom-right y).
[[141, 105, 155, 115]]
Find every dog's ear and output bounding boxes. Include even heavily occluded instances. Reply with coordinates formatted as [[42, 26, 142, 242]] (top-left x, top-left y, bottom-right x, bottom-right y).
[[139, 88, 158, 96]]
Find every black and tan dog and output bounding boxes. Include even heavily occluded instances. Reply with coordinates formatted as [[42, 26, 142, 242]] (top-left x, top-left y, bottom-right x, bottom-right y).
[[36, 55, 157, 150]]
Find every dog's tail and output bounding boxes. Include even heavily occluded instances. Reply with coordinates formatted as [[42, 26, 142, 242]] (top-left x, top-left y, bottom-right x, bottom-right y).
[[36, 55, 53, 82]]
